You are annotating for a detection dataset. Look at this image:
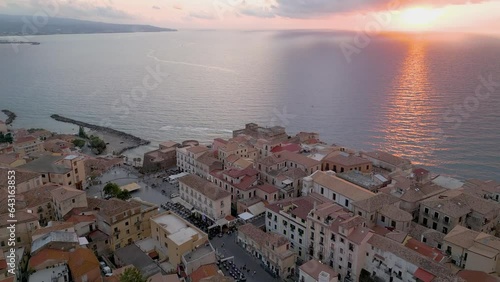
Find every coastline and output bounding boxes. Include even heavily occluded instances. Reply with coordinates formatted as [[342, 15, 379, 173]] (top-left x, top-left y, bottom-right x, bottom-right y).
[[50, 114, 150, 155], [1, 109, 16, 125]]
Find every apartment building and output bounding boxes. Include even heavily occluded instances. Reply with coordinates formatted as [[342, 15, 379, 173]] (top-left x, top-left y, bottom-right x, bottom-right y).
[[232, 123, 289, 143], [256, 183, 279, 203], [150, 211, 208, 266], [0, 167, 42, 193], [0, 211, 39, 252], [217, 140, 258, 163], [194, 151, 223, 180], [443, 225, 500, 274], [299, 259, 338, 282], [419, 189, 500, 235], [366, 234, 463, 282], [256, 151, 320, 198], [302, 170, 375, 211], [238, 223, 297, 278], [463, 179, 500, 203], [352, 193, 412, 232], [307, 202, 372, 282], [50, 186, 87, 220], [361, 150, 412, 172], [13, 136, 45, 156], [142, 141, 180, 172], [380, 175, 447, 219], [88, 197, 146, 251], [266, 196, 321, 260], [211, 167, 259, 204], [321, 151, 373, 174], [177, 145, 210, 174], [20, 154, 87, 190], [179, 174, 231, 221]]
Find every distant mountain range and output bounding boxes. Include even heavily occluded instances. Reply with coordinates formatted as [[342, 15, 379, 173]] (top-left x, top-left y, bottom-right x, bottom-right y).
[[0, 14, 176, 36]]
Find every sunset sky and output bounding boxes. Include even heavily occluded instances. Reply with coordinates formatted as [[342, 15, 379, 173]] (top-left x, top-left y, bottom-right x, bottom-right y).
[[2, 0, 500, 33]]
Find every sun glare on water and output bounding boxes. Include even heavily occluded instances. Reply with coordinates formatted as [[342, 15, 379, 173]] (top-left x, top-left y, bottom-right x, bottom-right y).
[[400, 7, 443, 28]]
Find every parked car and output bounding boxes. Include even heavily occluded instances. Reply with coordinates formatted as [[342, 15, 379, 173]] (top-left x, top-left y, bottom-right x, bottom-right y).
[[170, 193, 180, 199]]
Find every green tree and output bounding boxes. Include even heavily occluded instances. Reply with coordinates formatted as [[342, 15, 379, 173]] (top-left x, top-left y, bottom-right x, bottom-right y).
[[72, 139, 86, 148], [119, 267, 149, 282], [103, 183, 120, 197], [117, 189, 131, 200], [78, 126, 88, 139], [0, 133, 13, 144], [89, 135, 106, 154]]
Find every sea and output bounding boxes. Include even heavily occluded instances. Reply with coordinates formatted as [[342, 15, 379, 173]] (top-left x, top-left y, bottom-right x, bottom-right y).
[[0, 30, 499, 181]]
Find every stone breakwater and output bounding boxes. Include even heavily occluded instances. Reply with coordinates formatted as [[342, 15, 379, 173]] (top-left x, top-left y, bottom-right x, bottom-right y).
[[1, 110, 16, 125], [50, 114, 150, 155]]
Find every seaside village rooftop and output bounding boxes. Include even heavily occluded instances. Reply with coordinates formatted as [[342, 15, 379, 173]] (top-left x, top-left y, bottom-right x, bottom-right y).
[[1, 122, 500, 282]]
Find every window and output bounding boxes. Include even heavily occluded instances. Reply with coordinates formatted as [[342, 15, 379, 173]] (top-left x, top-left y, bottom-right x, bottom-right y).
[[321, 187, 324, 195], [447, 246, 452, 253], [444, 216, 450, 223], [358, 211, 362, 216], [423, 218, 428, 226], [332, 193, 336, 201], [340, 238, 345, 243], [424, 207, 429, 214], [442, 227, 448, 234], [348, 262, 352, 269], [72, 199, 75, 203], [381, 216, 386, 223], [125, 221, 129, 226], [391, 221, 396, 228], [344, 199, 349, 207], [464, 252, 468, 261]]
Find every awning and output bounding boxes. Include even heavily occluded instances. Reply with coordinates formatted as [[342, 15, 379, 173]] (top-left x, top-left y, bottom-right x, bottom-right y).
[[121, 182, 141, 192], [414, 268, 435, 282], [239, 212, 254, 221], [78, 237, 89, 245], [171, 197, 194, 210], [208, 218, 230, 229], [247, 202, 266, 216]]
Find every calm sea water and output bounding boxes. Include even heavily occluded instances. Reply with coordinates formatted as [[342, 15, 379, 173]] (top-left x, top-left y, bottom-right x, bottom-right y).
[[0, 31, 499, 181]]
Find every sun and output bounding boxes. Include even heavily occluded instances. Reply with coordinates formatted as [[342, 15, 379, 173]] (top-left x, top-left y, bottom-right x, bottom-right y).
[[400, 7, 442, 28]]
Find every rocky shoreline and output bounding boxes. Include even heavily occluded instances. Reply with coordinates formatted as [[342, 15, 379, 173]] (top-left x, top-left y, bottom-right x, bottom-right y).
[[50, 114, 150, 155], [1, 109, 16, 125]]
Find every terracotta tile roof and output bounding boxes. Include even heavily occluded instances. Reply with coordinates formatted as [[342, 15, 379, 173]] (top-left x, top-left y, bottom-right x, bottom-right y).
[[311, 171, 375, 202], [422, 189, 500, 218], [18, 184, 60, 208], [325, 152, 372, 167], [280, 151, 320, 168], [224, 167, 259, 178], [256, 184, 279, 194], [28, 249, 69, 268], [363, 151, 411, 167], [14, 136, 37, 144], [458, 270, 500, 282], [186, 146, 209, 154], [50, 186, 85, 202], [87, 197, 140, 219], [32, 222, 75, 237], [299, 259, 337, 280], [179, 174, 231, 201], [346, 226, 372, 245], [0, 211, 38, 227], [68, 248, 100, 280], [190, 264, 219, 282], [369, 234, 463, 282], [352, 193, 400, 213], [0, 167, 41, 187], [0, 154, 22, 165], [238, 223, 289, 249], [266, 196, 322, 221], [404, 238, 445, 262], [378, 205, 413, 222]]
